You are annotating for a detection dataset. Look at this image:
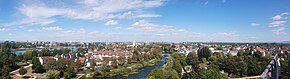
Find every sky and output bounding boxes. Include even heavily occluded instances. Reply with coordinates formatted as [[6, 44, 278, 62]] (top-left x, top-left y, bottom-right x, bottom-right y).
[[0, 0, 290, 42]]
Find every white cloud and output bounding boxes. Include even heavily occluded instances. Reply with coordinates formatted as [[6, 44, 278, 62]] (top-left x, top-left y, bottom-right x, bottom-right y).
[[55, 28, 87, 39], [127, 27, 135, 30], [40, 26, 62, 31], [132, 20, 158, 27], [88, 31, 100, 35], [268, 12, 289, 35], [28, 26, 62, 32], [117, 11, 161, 19], [271, 12, 288, 20], [177, 29, 187, 32], [64, 0, 164, 20], [104, 20, 118, 26], [17, 4, 66, 26], [133, 13, 161, 18], [0, 28, 9, 31], [19, 5, 64, 19], [271, 27, 286, 35], [114, 26, 122, 29], [155, 34, 165, 37], [28, 29, 35, 32], [129, 19, 193, 34], [130, 20, 174, 32], [281, 12, 289, 16], [8, 33, 12, 36], [219, 32, 239, 37], [269, 21, 286, 27], [249, 37, 258, 39], [63, 28, 86, 34], [54, 33, 66, 38], [272, 15, 283, 20], [12, 0, 165, 26], [251, 23, 260, 27]]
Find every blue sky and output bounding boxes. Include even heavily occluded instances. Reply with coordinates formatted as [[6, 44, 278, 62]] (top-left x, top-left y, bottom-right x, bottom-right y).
[[0, 0, 289, 42]]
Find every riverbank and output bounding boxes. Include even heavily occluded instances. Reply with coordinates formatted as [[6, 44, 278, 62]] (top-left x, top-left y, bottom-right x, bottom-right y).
[[91, 56, 168, 79], [93, 58, 161, 78]]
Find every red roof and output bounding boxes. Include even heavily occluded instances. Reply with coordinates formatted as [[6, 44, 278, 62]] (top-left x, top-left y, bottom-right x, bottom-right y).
[[78, 57, 86, 61], [95, 58, 102, 62], [94, 50, 132, 55], [40, 56, 50, 60]]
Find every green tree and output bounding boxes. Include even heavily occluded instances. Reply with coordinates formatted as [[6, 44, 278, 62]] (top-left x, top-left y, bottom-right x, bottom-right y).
[[197, 47, 212, 60], [90, 60, 96, 70], [24, 49, 33, 60], [236, 61, 247, 77], [151, 46, 163, 58], [226, 52, 233, 58], [16, 53, 24, 62], [52, 49, 59, 56], [208, 56, 218, 62], [216, 46, 223, 50], [118, 55, 126, 65], [31, 49, 38, 57], [237, 50, 245, 57], [40, 48, 51, 56], [45, 59, 57, 70], [172, 59, 182, 76], [19, 67, 27, 75], [221, 57, 236, 76], [165, 69, 180, 79], [186, 51, 199, 70], [46, 70, 60, 79], [201, 58, 207, 63], [148, 68, 166, 79], [213, 52, 225, 60], [64, 66, 77, 79], [32, 57, 44, 72], [111, 58, 118, 68], [199, 68, 227, 79], [74, 60, 83, 71], [246, 58, 262, 76], [1, 65, 11, 78], [61, 48, 70, 54]]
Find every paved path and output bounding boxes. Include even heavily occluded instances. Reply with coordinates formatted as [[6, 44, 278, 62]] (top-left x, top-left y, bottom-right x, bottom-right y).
[[10, 64, 33, 74], [229, 76, 260, 79], [76, 74, 85, 79]]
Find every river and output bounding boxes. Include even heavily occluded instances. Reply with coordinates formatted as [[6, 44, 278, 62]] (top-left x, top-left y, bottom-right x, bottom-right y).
[[100, 55, 168, 79]]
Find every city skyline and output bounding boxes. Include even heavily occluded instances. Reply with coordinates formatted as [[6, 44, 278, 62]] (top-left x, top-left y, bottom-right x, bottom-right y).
[[0, 0, 290, 42]]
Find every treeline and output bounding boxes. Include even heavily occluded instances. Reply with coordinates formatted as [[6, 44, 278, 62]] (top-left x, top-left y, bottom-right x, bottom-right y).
[[92, 45, 163, 78], [148, 46, 272, 79], [0, 41, 17, 79], [0, 41, 88, 78], [279, 53, 289, 79]]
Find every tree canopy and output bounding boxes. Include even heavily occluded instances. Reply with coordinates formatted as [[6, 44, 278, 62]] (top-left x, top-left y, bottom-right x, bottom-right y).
[[197, 47, 212, 60]]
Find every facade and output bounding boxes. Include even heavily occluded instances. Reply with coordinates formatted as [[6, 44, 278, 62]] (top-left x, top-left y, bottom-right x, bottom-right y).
[[38, 56, 50, 64]]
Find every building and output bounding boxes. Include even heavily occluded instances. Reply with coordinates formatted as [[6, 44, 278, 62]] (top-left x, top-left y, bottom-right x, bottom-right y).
[[38, 56, 50, 64]]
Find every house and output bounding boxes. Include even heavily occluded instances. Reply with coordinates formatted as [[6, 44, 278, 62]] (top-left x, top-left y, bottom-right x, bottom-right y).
[[181, 65, 192, 75], [38, 56, 50, 64], [95, 58, 102, 65], [78, 57, 86, 63]]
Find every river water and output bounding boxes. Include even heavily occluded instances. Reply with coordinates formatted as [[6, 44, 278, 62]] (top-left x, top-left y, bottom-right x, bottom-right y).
[[101, 55, 168, 79]]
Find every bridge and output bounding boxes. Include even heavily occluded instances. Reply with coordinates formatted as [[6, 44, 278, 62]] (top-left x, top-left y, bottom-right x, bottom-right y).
[[259, 54, 281, 79]]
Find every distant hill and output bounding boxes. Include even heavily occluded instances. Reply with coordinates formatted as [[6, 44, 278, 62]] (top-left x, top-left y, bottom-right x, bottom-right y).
[[281, 41, 290, 44]]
